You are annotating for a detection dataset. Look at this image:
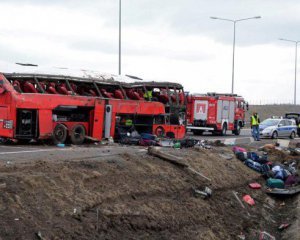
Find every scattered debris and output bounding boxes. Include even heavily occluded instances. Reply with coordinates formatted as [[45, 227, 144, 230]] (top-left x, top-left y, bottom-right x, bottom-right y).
[[259, 231, 276, 240], [148, 146, 211, 181], [242, 195, 255, 206], [249, 182, 262, 189], [35, 231, 46, 240], [266, 186, 300, 196], [278, 223, 290, 231], [193, 187, 212, 199], [237, 233, 246, 240], [219, 153, 234, 160]]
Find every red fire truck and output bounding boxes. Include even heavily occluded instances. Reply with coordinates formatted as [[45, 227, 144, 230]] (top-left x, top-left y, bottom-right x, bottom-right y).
[[186, 93, 247, 136], [0, 73, 185, 144]]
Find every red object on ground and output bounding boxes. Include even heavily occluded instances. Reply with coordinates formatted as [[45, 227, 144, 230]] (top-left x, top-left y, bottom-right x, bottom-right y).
[[249, 183, 262, 189], [242, 195, 255, 206]]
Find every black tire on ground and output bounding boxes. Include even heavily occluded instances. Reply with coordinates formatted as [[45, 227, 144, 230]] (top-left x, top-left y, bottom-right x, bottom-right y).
[[52, 124, 68, 144], [220, 123, 227, 136], [290, 131, 296, 139], [271, 131, 278, 139], [233, 124, 241, 136], [70, 124, 86, 145], [192, 130, 204, 136]]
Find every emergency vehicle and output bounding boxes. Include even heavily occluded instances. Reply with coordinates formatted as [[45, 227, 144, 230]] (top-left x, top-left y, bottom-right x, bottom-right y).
[[186, 93, 247, 135], [0, 73, 185, 144]]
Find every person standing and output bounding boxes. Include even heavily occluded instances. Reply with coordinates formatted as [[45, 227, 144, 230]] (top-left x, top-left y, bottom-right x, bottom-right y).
[[251, 112, 260, 141]]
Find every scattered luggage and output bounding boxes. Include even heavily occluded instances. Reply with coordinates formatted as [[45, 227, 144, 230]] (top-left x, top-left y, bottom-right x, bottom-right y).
[[266, 178, 285, 189], [242, 195, 255, 206], [244, 159, 262, 172], [232, 146, 247, 153], [249, 183, 261, 189]]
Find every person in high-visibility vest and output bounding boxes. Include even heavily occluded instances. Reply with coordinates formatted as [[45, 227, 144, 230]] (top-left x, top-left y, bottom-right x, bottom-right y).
[[143, 88, 153, 101], [125, 119, 133, 126], [250, 112, 260, 141]]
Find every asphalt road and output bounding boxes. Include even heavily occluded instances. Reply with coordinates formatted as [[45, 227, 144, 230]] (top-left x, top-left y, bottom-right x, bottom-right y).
[[1, 128, 297, 163], [186, 128, 252, 140], [0, 129, 252, 163]]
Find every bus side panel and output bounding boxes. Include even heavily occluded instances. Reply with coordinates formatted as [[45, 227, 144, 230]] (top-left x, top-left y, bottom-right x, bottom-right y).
[[39, 110, 53, 139], [92, 102, 105, 140]]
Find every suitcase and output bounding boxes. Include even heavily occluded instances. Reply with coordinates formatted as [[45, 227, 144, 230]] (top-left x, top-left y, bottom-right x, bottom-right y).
[[266, 178, 284, 189]]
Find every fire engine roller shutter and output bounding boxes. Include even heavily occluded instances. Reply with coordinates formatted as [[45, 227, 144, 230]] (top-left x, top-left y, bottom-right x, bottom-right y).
[[222, 101, 230, 120], [229, 101, 235, 123], [217, 100, 222, 122]]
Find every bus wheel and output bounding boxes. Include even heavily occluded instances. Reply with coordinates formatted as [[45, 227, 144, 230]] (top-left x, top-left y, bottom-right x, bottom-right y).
[[155, 127, 165, 137], [70, 124, 86, 145], [52, 124, 67, 144]]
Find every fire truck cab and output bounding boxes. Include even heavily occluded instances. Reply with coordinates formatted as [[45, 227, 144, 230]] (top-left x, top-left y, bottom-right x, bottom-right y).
[[186, 93, 247, 136]]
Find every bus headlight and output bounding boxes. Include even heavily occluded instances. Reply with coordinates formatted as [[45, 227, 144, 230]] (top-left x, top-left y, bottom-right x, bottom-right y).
[[3, 120, 13, 129]]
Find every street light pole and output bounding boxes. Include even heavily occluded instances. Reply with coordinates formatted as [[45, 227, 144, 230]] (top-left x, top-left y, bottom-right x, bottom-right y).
[[118, 0, 122, 75], [279, 38, 300, 105], [232, 22, 236, 94], [295, 42, 298, 105], [210, 16, 261, 94]]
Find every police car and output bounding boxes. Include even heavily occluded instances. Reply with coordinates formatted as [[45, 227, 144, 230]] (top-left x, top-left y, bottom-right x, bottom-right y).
[[259, 118, 297, 139]]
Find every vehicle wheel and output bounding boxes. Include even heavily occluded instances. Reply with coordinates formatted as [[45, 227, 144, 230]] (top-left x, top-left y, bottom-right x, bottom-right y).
[[220, 123, 227, 136], [271, 131, 278, 139], [193, 130, 204, 136], [52, 124, 68, 144], [290, 131, 296, 139], [233, 124, 241, 136], [70, 124, 86, 145], [155, 126, 165, 137]]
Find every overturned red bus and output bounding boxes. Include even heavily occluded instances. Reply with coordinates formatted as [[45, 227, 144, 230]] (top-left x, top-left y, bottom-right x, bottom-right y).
[[0, 73, 185, 144]]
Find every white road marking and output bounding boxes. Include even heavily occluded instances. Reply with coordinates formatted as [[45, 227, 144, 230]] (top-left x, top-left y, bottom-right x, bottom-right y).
[[0, 145, 29, 149], [0, 148, 70, 155]]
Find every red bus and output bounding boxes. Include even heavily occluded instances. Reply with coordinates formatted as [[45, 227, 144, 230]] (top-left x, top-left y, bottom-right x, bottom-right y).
[[0, 73, 185, 144]]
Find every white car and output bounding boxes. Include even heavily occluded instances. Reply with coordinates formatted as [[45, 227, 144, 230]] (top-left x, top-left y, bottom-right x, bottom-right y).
[[259, 118, 297, 139]]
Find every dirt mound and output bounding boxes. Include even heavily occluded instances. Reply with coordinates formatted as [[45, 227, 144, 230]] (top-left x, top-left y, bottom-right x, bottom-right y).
[[0, 145, 296, 239]]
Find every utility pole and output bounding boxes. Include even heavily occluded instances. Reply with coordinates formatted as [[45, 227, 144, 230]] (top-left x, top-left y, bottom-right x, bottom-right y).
[[118, 0, 122, 75]]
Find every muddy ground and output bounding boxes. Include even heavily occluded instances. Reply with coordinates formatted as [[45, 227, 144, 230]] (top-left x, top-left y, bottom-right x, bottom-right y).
[[0, 143, 299, 240]]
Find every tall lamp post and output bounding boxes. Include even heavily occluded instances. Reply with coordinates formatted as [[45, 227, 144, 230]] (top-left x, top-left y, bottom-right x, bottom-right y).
[[118, 0, 122, 75], [210, 16, 261, 94], [279, 38, 299, 105]]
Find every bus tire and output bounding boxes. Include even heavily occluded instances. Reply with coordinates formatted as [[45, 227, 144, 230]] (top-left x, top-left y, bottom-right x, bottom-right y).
[[70, 124, 86, 145], [155, 126, 165, 137], [52, 124, 68, 144]]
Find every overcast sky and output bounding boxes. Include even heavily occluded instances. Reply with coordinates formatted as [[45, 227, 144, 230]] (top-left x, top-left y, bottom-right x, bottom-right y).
[[0, 0, 299, 103]]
